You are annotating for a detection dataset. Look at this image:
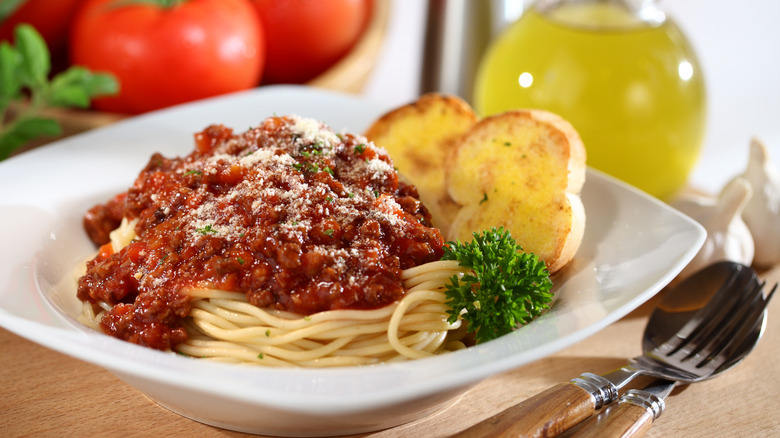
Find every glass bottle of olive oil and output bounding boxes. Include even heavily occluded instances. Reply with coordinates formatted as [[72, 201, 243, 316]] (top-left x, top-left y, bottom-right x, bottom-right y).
[[473, 0, 706, 200]]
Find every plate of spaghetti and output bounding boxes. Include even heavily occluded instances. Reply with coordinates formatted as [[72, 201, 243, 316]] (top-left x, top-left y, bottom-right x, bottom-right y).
[[0, 86, 705, 436]]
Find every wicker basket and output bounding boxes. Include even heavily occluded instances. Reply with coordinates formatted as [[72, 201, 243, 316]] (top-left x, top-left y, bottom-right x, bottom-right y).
[[307, 0, 390, 93]]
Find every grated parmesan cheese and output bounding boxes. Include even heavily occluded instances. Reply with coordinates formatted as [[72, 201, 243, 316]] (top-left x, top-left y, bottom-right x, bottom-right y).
[[87, 115, 444, 318]]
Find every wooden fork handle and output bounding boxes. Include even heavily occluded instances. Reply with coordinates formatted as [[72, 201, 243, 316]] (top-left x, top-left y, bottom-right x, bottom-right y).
[[453, 378, 613, 437]]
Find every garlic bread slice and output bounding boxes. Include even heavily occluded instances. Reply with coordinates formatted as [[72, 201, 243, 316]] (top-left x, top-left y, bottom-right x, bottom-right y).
[[447, 109, 586, 273]]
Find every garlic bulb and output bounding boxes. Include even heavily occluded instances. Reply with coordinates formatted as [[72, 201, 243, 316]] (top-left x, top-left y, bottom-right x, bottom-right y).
[[672, 177, 754, 280], [733, 138, 780, 267]]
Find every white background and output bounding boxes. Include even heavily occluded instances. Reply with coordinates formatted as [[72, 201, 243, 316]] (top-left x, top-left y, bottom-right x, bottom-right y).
[[362, 0, 780, 196]]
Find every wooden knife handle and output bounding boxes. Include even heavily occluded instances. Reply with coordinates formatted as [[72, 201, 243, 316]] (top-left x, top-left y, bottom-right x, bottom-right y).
[[452, 382, 598, 438], [570, 402, 654, 438]]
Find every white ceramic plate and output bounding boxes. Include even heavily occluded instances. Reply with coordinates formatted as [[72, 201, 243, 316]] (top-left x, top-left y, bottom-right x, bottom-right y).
[[0, 86, 705, 437]]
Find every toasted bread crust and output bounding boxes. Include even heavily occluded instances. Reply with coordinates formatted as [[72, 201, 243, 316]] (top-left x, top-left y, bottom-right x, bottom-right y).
[[364, 93, 478, 233]]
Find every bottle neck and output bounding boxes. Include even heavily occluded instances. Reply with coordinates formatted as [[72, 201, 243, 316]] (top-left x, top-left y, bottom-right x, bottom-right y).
[[534, 0, 666, 29]]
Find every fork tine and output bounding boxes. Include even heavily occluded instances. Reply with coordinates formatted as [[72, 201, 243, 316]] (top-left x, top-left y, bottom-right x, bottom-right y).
[[713, 282, 778, 362], [662, 266, 756, 356], [766, 282, 777, 302], [694, 282, 776, 369], [679, 278, 768, 361]]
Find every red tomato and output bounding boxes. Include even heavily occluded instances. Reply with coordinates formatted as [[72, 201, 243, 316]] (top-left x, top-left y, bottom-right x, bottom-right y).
[[252, 0, 369, 84], [0, 0, 82, 69], [70, 0, 265, 114]]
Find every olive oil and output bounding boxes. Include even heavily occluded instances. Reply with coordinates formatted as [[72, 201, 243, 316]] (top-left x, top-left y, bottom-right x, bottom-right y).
[[473, 2, 706, 200]]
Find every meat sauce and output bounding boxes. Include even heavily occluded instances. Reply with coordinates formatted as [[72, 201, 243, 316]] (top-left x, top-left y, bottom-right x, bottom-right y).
[[78, 116, 445, 350]]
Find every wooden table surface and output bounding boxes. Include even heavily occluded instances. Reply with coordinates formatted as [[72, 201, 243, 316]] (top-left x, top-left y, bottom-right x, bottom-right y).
[[2, 264, 778, 437]]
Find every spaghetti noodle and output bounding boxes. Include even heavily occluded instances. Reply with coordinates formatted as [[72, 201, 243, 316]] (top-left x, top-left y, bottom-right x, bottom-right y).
[[80, 261, 467, 367]]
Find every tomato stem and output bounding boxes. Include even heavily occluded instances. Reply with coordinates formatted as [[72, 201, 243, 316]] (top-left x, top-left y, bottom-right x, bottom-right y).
[[111, 0, 188, 9], [0, 0, 29, 22]]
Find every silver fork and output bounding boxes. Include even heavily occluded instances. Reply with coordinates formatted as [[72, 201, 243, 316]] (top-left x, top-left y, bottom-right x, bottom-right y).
[[637, 278, 777, 382], [570, 278, 777, 438]]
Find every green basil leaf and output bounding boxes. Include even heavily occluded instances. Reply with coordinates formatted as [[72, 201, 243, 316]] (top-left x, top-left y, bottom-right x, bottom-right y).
[[0, 116, 61, 159], [13, 24, 50, 87], [48, 67, 91, 107], [48, 67, 119, 107], [48, 85, 90, 108], [0, 41, 21, 101], [85, 72, 120, 97]]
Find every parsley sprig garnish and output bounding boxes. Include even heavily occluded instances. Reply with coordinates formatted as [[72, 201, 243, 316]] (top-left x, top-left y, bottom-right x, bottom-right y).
[[442, 227, 553, 344]]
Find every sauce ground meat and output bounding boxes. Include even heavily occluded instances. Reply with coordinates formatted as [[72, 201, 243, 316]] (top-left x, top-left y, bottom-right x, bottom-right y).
[[83, 193, 126, 245], [77, 116, 445, 350]]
